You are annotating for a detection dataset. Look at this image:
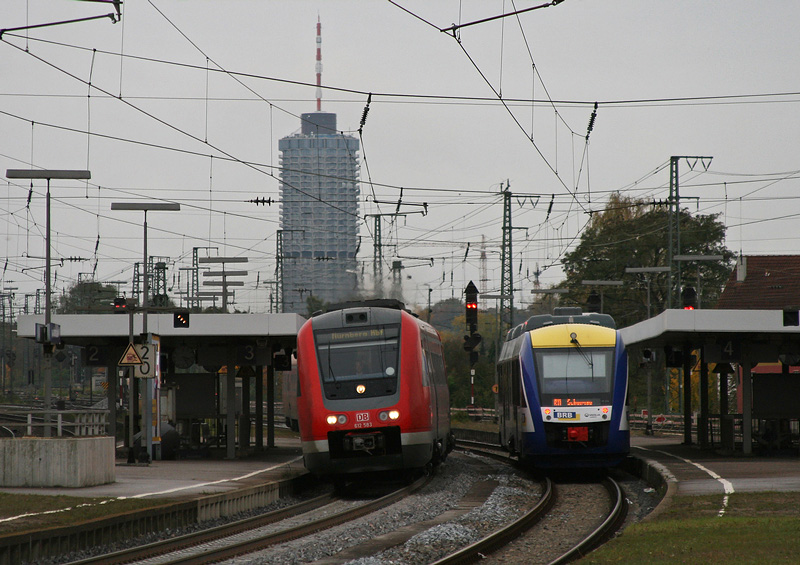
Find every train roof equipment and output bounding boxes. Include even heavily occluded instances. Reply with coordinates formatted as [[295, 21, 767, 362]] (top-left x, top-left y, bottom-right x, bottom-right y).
[[506, 307, 616, 341]]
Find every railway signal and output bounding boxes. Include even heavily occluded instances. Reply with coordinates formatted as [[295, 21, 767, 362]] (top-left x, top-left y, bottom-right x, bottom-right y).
[[465, 280, 478, 334], [586, 290, 601, 313], [464, 281, 481, 365], [681, 286, 698, 310], [173, 311, 191, 328], [463, 332, 482, 352]]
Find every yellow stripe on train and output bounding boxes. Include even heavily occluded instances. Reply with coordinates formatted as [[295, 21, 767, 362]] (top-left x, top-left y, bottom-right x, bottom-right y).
[[529, 323, 617, 348]]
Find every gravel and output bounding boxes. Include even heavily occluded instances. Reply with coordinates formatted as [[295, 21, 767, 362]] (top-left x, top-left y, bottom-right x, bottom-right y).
[[37, 452, 662, 565], [230, 452, 542, 564]]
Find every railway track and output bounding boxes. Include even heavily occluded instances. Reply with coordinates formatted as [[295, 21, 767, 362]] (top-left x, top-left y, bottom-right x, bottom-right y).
[[64, 476, 429, 565], [549, 477, 628, 564], [54, 443, 626, 565], [457, 442, 629, 564]]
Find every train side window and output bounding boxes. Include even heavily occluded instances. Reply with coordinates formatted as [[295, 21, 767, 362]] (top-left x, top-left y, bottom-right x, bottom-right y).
[[421, 350, 431, 387], [434, 352, 446, 387]]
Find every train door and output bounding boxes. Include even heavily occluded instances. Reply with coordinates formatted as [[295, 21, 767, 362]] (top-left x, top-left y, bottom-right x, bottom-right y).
[[512, 358, 530, 453], [498, 338, 524, 453], [511, 359, 525, 454], [422, 347, 438, 440]]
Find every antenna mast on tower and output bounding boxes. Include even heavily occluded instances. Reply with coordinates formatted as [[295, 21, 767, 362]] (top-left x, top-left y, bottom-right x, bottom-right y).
[[316, 16, 323, 111]]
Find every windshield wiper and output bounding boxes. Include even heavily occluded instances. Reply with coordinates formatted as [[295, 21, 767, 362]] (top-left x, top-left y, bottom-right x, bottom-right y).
[[327, 342, 339, 387], [570, 332, 595, 378]]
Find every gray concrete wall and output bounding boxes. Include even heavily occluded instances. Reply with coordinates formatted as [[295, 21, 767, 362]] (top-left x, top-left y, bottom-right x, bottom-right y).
[[0, 437, 115, 487]]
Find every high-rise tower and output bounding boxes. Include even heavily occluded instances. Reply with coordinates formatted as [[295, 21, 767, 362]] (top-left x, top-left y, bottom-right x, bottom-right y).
[[278, 18, 361, 314]]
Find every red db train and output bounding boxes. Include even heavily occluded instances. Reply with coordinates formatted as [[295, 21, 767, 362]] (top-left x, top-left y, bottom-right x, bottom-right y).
[[295, 300, 453, 478]]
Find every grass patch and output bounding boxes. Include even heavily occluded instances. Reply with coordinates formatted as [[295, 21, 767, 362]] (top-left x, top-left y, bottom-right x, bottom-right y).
[[584, 492, 800, 564], [0, 492, 174, 535]]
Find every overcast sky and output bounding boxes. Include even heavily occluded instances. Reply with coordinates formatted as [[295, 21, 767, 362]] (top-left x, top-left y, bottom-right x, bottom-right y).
[[2, 1, 799, 313]]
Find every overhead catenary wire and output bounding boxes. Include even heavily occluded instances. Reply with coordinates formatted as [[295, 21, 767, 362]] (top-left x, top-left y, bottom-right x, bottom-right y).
[[3, 5, 799, 305], [4, 32, 800, 109]]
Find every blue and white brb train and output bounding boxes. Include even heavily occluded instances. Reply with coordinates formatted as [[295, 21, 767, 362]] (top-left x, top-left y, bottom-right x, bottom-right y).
[[497, 307, 629, 468]]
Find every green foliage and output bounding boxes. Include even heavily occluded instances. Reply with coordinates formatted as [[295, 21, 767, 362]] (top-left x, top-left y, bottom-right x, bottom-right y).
[[559, 192, 734, 327], [440, 304, 500, 409], [428, 297, 466, 333], [57, 281, 119, 314]]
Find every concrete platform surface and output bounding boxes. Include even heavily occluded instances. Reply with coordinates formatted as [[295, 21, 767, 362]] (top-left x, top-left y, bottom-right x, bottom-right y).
[[0, 438, 304, 500], [632, 434, 800, 496]]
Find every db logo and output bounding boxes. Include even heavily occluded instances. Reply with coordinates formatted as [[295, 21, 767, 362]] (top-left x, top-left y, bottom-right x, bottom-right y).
[[356, 412, 370, 422]]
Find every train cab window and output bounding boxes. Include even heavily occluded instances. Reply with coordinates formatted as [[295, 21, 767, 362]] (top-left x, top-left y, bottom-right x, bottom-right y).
[[315, 325, 401, 399], [534, 348, 614, 403]]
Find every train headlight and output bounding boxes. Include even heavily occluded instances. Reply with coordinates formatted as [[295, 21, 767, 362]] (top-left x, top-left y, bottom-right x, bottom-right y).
[[378, 410, 400, 421], [356, 384, 366, 394], [326, 414, 348, 426]]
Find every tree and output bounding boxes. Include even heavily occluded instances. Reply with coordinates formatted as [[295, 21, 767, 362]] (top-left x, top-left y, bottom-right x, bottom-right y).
[[57, 281, 120, 314], [440, 306, 501, 409], [559, 193, 735, 416], [560, 193, 734, 327]]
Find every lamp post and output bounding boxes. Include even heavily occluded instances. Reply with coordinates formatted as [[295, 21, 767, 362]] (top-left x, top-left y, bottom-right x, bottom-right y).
[[580, 280, 623, 313], [625, 267, 671, 318], [624, 266, 671, 435], [199, 257, 248, 313], [111, 202, 180, 461], [673, 255, 724, 308], [6, 169, 91, 437]]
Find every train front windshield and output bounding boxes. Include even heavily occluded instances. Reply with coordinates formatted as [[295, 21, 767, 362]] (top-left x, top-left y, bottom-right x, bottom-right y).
[[534, 347, 615, 406], [315, 325, 401, 398]]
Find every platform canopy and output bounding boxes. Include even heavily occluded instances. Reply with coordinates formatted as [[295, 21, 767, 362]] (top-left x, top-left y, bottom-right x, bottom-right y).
[[17, 312, 306, 460], [620, 308, 800, 455], [620, 308, 800, 363]]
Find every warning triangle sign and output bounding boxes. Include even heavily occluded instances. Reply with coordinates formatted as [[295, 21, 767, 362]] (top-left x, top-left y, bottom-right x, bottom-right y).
[[119, 343, 143, 366]]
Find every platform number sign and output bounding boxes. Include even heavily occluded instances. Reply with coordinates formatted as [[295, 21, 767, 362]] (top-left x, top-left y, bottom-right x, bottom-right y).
[[720, 339, 741, 362], [706, 339, 741, 363], [134, 338, 161, 379]]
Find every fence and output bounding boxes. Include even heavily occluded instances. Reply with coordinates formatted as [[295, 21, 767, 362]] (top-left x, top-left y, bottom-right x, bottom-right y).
[[0, 408, 109, 437]]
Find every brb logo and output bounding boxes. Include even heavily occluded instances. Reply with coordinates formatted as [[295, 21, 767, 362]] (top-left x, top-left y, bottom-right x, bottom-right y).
[[356, 412, 370, 422]]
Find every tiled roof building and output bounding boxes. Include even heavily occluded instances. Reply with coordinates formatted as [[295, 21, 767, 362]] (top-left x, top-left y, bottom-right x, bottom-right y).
[[716, 255, 800, 310]]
